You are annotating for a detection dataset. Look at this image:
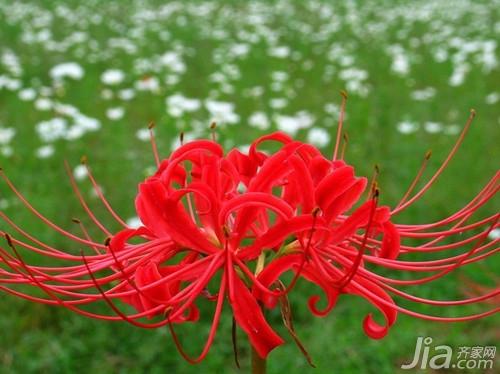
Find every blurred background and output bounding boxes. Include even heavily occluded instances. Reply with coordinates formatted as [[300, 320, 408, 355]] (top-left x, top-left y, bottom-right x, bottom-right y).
[[0, 0, 498, 373]]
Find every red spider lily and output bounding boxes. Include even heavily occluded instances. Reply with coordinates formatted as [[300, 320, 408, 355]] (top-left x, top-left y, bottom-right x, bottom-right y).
[[0, 106, 498, 366]]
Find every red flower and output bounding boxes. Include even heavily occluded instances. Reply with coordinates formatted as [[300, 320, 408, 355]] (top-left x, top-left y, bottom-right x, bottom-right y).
[[0, 109, 498, 364]]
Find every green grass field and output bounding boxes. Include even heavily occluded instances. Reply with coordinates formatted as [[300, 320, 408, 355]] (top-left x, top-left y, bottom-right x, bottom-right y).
[[0, 0, 499, 373]]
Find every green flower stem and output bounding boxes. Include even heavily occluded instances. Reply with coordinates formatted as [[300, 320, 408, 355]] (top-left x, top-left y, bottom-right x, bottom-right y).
[[251, 346, 266, 374]]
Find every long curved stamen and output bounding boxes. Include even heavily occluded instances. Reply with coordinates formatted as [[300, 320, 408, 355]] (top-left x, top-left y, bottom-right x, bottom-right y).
[[275, 280, 316, 367], [210, 121, 217, 142], [64, 160, 111, 235], [392, 109, 476, 214], [366, 164, 379, 201], [2, 236, 167, 322], [0, 170, 107, 247], [337, 191, 379, 290], [332, 90, 348, 161], [340, 132, 349, 160], [72, 218, 104, 255], [394, 175, 498, 238], [148, 122, 161, 167], [0, 214, 105, 259], [395, 150, 432, 209], [287, 208, 320, 292], [81, 252, 173, 328], [168, 271, 226, 364], [81, 158, 128, 228]]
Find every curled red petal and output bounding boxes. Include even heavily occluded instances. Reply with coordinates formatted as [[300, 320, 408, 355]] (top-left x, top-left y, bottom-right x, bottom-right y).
[[169, 140, 223, 162], [315, 166, 356, 209], [323, 178, 368, 223], [220, 192, 294, 227], [135, 180, 171, 237], [286, 155, 315, 213], [380, 221, 400, 259], [254, 254, 303, 308], [241, 215, 329, 261], [248, 131, 293, 162], [347, 275, 398, 339], [109, 227, 152, 251], [329, 201, 373, 244], [230, 273, 284, 358]]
